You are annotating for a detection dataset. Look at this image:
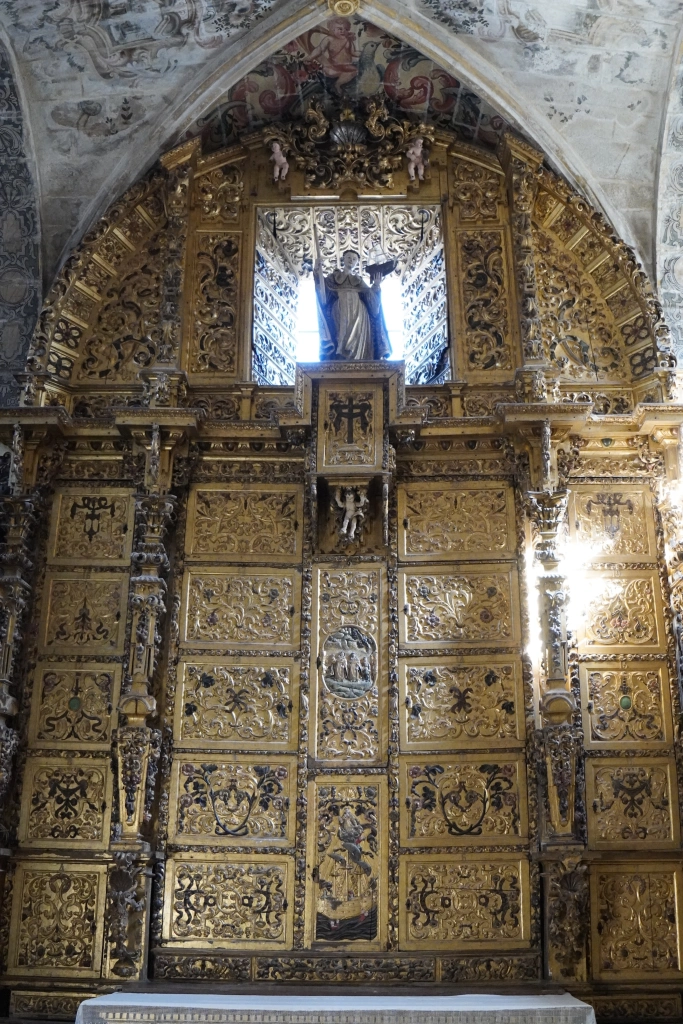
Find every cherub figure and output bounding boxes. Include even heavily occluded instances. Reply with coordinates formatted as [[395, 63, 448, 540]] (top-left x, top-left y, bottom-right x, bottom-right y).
[[270, 141, 289, 182], [405, 137, 426, 182], [334, 486, 368, 541]]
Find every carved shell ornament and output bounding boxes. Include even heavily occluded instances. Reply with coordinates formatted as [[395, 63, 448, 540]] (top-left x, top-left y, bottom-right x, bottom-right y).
[[263, 100, 433, 191]]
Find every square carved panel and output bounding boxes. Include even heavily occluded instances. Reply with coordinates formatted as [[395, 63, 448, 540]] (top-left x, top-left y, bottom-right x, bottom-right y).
[[305, 776, 387, 951], [591, 864, 683, 979], [163, 855, 293, 949], [399, 854, 530, 950], [586, 757, 679, 850], [317, 384, 382, 473], [8, 862, 107, 976], [174, 658, 299, 751], [185, 484, 303, 563], [28, 662, 120, 749], [39, 572, 129, 656], [311, 565, 387, 765], [18, 757, 112, 850], [400, 754, 528, 846], [568, 485, 656, 563], [580, 663, 673, 749], [578, 570, 666, 655], [168, 754, 297, 846], [181, 570, 301, 650], [398, 482, 516, 560], [399, 565, 520, 649], [399, 656, 524, 750], [47, 489, 135, 566]]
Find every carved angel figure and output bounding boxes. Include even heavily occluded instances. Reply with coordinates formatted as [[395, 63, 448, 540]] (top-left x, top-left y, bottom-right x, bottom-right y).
[[270, 142, 289, 181], [334, 486, 368, 540], [405, 137, 425, 181]]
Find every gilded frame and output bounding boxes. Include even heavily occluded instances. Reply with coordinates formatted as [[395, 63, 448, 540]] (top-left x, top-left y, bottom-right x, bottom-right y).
[[585, 755, 680, 851], [18, 756, 112, 850], [28, 661, 121, 750], [185, 483, 304, 564]]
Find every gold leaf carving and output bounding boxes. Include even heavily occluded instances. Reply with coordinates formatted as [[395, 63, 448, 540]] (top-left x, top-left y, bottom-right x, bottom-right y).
[[254, 957, 435, 982], [195, 165, 244, 222], [581, 665, 670, 747], [49, 491, 133, 565], [459, 230, 513, 371], [183, 571, 298, 648], [399, 484, 512, 557], [188, 487, 300, 560], [570, 488, 653, 559], [452, 161, 501, 221], [41, 575, 127, 654], [401, 660, 523, 749], [595, 869, 680, 975], [189, 234, 239, 375], [20, 760, 109, 847], [401, 856, 528, 949], [401, 570, 515, 647], [582, 575, 661, 651], [167, 858, 292, 947], [321, 389, 376, 468], [30, 664, 118, 747], [587, 760, 677, 848]]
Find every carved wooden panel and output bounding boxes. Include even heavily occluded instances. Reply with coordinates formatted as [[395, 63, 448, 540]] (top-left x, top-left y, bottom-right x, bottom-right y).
[[163, 855, 293, 948], [186, 484, 303, 563], [181, 570, 301, 649], [48, 489, 134, 566], [455, 228, 516, 377], [399, 657, 524, 750], [175, 658, 298, 751], [586, 757, 679, 850], [39, 573, 129, 656], [8, 862, 107, 976], [311, 566, 386, 764], [398, 482, 516, 560], [591, 865, 682, 978], [317, 385, 382, 473], [580, 663, 672, 749], [186, 232, 240, 378], [399, 855, 530, 950], [585, 996, 682, 1022], [305, 777, 387, 949], [568, 485, 656, 562], [578, 570, 665, 654], [399, 566, 520, 649], [400, 754, 527, 846], [168, 754, 297, 846], [28, 663, 120, 749], [18, 757, 111, 849]]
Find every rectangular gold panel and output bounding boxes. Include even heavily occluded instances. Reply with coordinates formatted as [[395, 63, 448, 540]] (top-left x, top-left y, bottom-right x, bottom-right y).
[[399, 854, 530, 950], [168, 753, 297, 846], [580, 662, 673, 749], [578, 569, 666, 654], [317, 385, 382, 473], [591, 863, 683, 979], [181, 569, 301, 649], [163, 854, 293, 949], [186, 231, 240, 379], [454, 226, 516, 380], [18, 756, 112, 849], [8, 861, 107, 976], [186, 484, 303, 563], [399, 565, 520, 649], [311, 565, 386, 764], [586, 756, 679, 850], [399, 656, 524, 750], [175, 658, 299, 751], [39, 572, 129, 656], [47, 489, 135, 566], [305, 776, 387, 950], [568, 484, 656, 562], [398, 482, 516, 561], [400, 754, 528, 846], [28, 662, 121, 749]]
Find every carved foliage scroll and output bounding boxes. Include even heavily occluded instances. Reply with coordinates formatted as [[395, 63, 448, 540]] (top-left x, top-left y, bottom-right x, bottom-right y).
[[182, 571, 300, 649], [48, 491, 134, 566], [19, 758, 111, 848], [40, 574, 128, 655], [29, 663, 119, 748], [586, 759, 678, 849], [581, 664, 671, 749], [399, 483, 514, 559], [187, 233, 240, 376], [187, 485, 302, 562], [580, 572, 664, 653], [459, 230, 513, 372], [594, 868, 681, 977], [400, 568, 518, 648]]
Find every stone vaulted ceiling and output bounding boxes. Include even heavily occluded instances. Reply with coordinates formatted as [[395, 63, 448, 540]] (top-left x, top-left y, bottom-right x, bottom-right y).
[[1, 0, 683, 353]]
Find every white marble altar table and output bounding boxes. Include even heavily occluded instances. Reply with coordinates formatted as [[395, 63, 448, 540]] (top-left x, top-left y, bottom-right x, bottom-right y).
[[76, 992, 596, 1024]]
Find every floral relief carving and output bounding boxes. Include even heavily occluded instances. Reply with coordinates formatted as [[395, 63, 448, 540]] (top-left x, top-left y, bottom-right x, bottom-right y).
[[179, 663, 295, 748], [32, 665, 116, 746], [170, 860, 290, 945], [460, 231, 512, 371], [172, 759, 293, 843], [597, 871, 679, 974], [589, 763, 674, 846], [582, 577, 660, 650], [189, 234, 239, 375], [584, 667, 668, 746], [400, 486, 511, 556], [403, 571, 514, 646], [23, 762, 108, 844], [452, 161, 501, 221], [14, 868, 102, 971], [42, 576, 126, 654], [402, 662, 521, 747], [184, 572, 296, 647], [195, 165, 244, 222], [50, 492, 132, 563], [189, 489, 299, 558], [403, 859, 525, 948], [572, 490, 651, 558], [402, 760, 524, 844]]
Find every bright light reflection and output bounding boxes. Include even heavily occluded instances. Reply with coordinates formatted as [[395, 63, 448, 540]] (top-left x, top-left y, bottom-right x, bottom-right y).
[[294, 272, 405, 362], [556, 536, 600, 638]]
